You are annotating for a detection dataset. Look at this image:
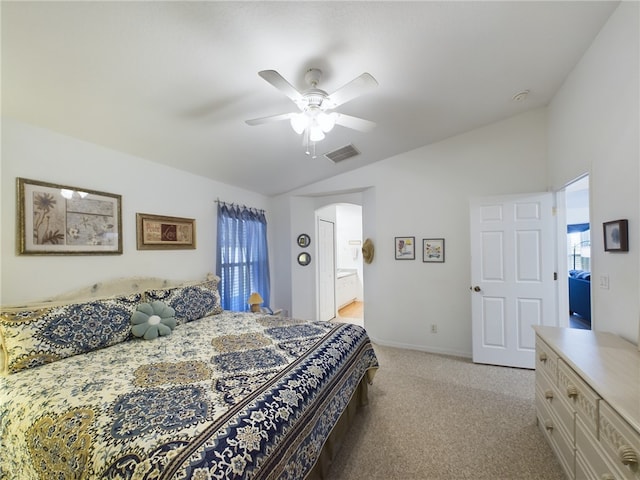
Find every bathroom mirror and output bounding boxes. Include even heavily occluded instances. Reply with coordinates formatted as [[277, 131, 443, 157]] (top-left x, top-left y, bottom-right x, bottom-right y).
[[297, 234, 311, 248], [297, 252, 311, 266]]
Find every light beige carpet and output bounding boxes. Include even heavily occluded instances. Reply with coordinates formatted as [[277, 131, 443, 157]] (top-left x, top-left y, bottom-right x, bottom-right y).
[[326, 344, 565, 480]]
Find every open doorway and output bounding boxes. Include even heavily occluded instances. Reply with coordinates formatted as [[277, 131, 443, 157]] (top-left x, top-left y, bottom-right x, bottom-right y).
[[565, 176, 591, 330], [335, 204, 364, 326], [316, 203, 364, 326]]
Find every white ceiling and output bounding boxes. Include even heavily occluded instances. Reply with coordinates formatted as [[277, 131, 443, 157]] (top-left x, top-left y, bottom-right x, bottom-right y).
[[2, 1, 618, 196]]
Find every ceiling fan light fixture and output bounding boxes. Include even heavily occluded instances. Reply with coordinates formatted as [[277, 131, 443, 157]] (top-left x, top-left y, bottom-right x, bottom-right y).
[[247, 68, 378, 157], [290, 113, 307, 134], [317, 112, 336, 133], [309, 125, 325, 142]]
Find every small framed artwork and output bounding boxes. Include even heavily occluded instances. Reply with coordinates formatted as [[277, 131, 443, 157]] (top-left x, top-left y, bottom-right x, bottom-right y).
[[423, 238, 445, 263], [17, 177, 122, 255], [395, 236, 415, 260], [603, 219, 628, 252], [136, 213, 196, 250]]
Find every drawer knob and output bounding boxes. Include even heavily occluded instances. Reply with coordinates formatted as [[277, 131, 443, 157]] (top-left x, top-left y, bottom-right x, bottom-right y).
[[544, 419, 553, 431], [566, 384, 578, 399], [539, 352, 548, 363], [544, 390, 554, 400], [618, 445, 638, 466], [600, 474, 615, 480]]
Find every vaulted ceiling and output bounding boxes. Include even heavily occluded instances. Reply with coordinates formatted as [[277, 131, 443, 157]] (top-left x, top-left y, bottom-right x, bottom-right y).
[[1, 1, 618, 196]]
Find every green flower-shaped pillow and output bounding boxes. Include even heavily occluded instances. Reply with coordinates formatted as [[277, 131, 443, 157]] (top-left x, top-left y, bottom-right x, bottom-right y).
[[131, 301, 176, 340]]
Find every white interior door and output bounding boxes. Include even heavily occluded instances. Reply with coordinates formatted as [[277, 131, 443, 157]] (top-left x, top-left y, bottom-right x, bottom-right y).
[[470, 193, 556, 368], [318, 219, 336, 321]]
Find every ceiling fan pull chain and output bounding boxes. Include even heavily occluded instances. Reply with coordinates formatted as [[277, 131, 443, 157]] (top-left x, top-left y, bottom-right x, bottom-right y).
[[303, 128, 311, 156]]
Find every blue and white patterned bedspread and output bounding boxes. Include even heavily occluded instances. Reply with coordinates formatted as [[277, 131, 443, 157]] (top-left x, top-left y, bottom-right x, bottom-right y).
[[0, 312, 378, 479]]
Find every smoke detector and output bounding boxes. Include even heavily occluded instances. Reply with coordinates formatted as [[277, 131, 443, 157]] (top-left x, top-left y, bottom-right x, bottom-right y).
[[511, 90, 530, 102]]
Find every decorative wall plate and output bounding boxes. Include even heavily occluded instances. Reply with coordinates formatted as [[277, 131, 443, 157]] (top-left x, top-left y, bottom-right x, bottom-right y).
[[297, 252, 311, 266], [297, 234, 311, 248]]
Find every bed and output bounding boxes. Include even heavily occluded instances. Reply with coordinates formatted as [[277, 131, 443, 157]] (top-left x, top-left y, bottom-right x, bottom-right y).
[[0, 275, 378, 479]]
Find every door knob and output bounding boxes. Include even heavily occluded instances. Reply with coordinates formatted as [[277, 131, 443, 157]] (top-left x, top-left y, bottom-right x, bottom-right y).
[[472, 286, 481, 292]]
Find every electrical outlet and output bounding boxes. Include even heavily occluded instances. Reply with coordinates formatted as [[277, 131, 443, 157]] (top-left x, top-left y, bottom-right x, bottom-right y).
[[431, 324, 438, 333]]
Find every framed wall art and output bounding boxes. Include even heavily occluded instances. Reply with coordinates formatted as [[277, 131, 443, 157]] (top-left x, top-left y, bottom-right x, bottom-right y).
[[395, 236, 415, 260], [137, 213, 196, 250], [603, 219, 628, 252], [17, 177, 122, 255], [423, 238, 445, 263]]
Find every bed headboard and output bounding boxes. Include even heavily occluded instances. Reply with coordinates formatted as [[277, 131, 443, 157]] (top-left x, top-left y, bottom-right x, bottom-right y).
[[0, 273, 218, 374], [6, 272, 217, 307], [47, 277, 181, 303]]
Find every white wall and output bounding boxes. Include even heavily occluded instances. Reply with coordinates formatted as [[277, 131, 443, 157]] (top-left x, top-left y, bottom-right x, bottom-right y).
[[1, 118, 270, 304], [276, 108, 548, 357], [275, 191, 364, 321], [548, 2, 639, 343]]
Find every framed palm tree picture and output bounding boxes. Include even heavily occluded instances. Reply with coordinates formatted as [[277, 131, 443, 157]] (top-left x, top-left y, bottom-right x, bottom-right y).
[[17, 177, 122, 255]]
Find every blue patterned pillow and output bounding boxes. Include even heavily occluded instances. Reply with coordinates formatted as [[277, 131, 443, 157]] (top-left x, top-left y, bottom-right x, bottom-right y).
[[144, 280, 222, 325], [0, 293, 141, 374]]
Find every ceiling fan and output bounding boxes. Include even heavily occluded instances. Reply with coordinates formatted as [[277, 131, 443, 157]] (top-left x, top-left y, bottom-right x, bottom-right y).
[[245, 68, 378, 156]]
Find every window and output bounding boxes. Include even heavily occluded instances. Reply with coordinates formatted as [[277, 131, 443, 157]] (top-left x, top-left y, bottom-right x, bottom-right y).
[[568, 229, 590, 272], [216, 203, 270, 311]]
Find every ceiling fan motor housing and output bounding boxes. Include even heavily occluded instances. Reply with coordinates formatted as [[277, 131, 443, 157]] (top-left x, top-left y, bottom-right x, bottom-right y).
[[304, 68, 323, 87], [302, 90, 328, 110]]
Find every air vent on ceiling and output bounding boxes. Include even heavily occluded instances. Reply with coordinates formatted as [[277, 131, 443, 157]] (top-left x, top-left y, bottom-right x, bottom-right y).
[[324, 144, 360, 163]]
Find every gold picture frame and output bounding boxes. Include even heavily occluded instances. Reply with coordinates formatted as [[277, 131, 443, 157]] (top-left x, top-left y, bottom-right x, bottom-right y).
[[136, 213, 196, 250], [17, 177, 122, 255]]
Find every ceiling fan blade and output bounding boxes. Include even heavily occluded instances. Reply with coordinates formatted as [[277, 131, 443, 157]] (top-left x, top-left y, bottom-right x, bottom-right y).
[[326, 73, 378, 108], [258, 70, 303, 104], [245, 112, 296, 126], [334, 113, 376, 132]]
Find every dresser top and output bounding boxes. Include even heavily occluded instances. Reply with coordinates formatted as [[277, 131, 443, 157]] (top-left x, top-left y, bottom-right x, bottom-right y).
[[534, 326, 640, 432]]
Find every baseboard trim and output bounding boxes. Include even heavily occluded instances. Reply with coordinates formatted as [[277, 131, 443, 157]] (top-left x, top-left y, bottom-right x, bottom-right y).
[[367, 335, 472, 359]]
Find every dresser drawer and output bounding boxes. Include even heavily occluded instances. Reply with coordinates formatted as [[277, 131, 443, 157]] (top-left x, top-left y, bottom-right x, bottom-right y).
[[599, 401, 640, 479], [575, 450, 619, 480], [536, 336, 559, 384], [558, 359, 600, 438], [537, 372, 575, 442], [537, 386, 575, 478], [576, 416, 620, 480]]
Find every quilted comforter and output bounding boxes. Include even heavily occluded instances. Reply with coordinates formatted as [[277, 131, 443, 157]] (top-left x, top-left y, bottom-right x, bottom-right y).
[[0, 312, 378, 479]]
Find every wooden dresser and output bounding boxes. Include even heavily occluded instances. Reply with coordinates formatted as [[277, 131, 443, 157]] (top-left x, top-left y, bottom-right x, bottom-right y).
[[534, 326, 640, 479]]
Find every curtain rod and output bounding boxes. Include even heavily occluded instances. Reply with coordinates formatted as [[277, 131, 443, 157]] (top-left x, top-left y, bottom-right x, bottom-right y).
[[215, 199, 265, 214]]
